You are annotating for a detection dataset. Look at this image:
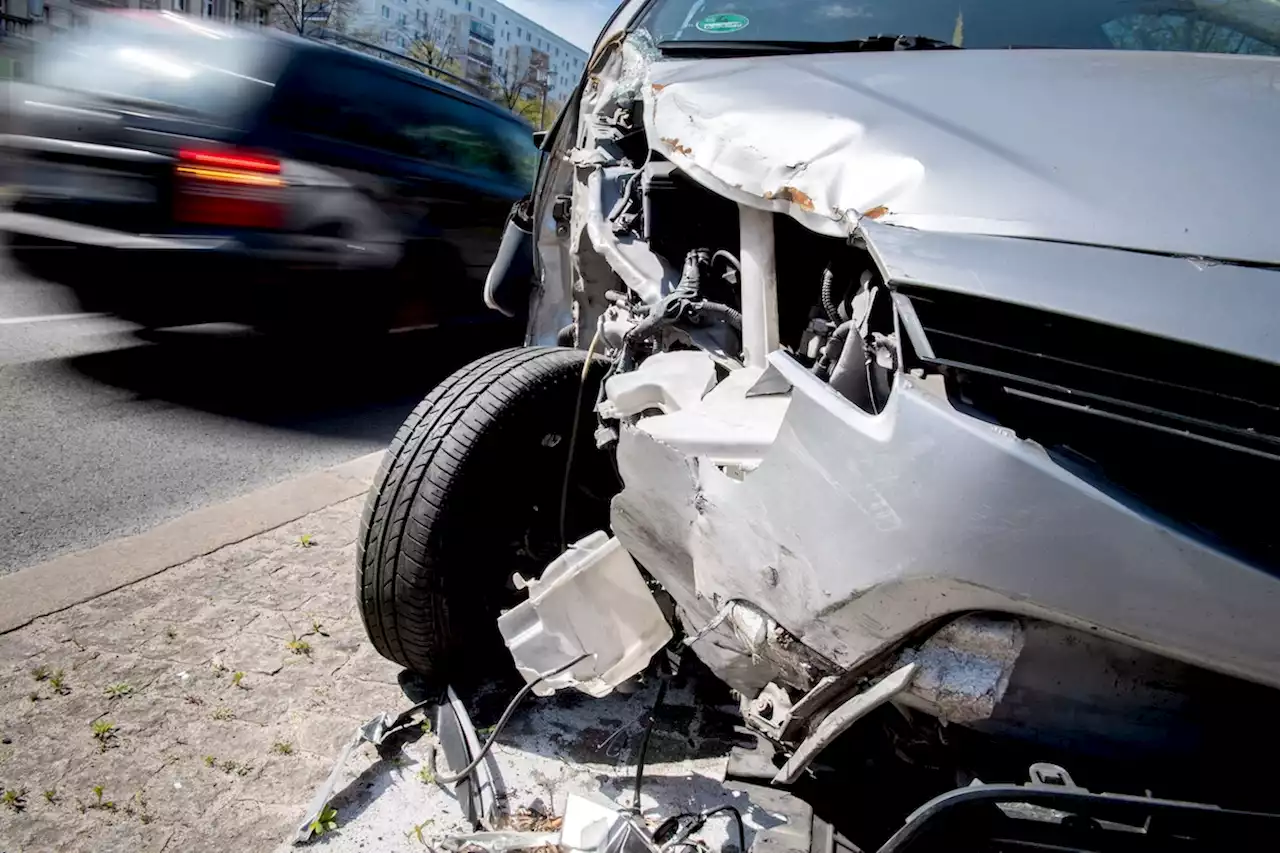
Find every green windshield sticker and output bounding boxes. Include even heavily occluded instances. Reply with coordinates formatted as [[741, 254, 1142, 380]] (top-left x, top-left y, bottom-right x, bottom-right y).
[[696, 13, 750, 34]]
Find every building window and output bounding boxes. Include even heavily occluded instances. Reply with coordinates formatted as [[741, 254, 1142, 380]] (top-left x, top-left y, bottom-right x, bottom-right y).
[[478, 5, 483, 15], [381, 5, 388, 16], [466, 0, 471, 10], [171, 0, 185, 10], [516, 26, 521, 37], [232, 0, 243, 20], [203, 0, 214, 17]]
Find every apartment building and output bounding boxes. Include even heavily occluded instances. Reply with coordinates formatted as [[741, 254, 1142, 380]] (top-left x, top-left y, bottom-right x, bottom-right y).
[[352, 0, 587, 106]]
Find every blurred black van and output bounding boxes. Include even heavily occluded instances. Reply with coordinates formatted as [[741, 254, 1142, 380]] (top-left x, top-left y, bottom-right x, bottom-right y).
[[1, 11, 538, 333]]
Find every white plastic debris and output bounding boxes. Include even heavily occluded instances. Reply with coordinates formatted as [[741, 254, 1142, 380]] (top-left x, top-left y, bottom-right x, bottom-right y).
[[498, 532, 673, 698], [440, 831, 561, 853], [560, 794, 658, 853]]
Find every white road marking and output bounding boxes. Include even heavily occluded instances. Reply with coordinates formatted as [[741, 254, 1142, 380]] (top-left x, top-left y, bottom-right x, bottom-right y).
[[0, 312, 107, 326]]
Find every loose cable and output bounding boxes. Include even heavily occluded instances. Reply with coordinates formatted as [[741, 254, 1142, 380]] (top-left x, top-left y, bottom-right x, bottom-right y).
[[631, 675, 670, 812], [559, 317, 605, 551], [430, 653, 593, 784]]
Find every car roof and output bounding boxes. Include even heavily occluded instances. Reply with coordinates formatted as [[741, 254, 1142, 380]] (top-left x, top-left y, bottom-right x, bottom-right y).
[[268, 30, 533, 128], [79, 12, 531, 129]]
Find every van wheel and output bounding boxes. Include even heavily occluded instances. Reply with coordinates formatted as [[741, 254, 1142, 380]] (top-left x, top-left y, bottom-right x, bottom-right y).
[[357, 346, 617, 680]]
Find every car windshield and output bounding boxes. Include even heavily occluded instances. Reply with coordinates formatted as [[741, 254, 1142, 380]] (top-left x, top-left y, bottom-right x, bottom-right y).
[[636, 0, 1280, 55], [34, 12, 284, 117]]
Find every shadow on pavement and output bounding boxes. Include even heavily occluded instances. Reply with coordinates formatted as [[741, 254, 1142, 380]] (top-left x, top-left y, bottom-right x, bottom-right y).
[[65, 322, 521, 438]]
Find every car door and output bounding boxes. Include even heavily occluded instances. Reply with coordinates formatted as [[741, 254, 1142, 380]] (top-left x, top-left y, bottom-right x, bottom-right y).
[[388, 83, 538, 313], [267, 57, 535, 315]]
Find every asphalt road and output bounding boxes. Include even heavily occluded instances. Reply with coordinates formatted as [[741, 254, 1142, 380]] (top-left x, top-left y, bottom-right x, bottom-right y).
[[0, 251, 507, 574]]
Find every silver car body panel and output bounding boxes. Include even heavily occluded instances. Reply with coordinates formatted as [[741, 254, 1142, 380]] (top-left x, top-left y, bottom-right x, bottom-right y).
[[643, 50, 1280, 264], [611, 349, 1280, 696], [521, 19, 1280, 713], [861, 222, 1280, 367]]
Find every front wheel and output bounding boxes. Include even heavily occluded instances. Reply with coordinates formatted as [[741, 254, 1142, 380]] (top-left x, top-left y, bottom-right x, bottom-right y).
[[357, 346, 617, 681]]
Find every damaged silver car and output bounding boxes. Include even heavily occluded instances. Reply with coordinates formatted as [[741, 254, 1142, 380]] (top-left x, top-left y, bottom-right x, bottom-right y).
[[359, 0, 1280, 838]]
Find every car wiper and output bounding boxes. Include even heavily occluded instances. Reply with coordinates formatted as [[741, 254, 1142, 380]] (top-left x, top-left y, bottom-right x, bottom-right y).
[[657, 34, 960, 56]]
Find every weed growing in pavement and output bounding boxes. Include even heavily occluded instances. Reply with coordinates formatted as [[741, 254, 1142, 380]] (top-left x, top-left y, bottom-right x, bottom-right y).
[[231, 671, 246, 689], [271, 741, 294, 755], [42, 789, 56, 804], [408, 819, 434, 844], [416, 766, 435, 785], [420, 719, 433, 735], [88, 785, 115, 811], [210, 758, 253, 777], [103, 683, 134, 700], [211, 707, 235, 722], [124, 791, 153, 824], [309, 805, 339, 836], [297, 534, 316, 548], [2, 787, 27, 812], [48, 670, 69, 695], [29, 665, 50, 682], [282, 616, 324, 657], [91, 720, 117, 751]]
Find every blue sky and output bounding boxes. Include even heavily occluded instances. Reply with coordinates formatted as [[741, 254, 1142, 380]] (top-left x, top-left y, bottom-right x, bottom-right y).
[[500, 0, 619, 51]]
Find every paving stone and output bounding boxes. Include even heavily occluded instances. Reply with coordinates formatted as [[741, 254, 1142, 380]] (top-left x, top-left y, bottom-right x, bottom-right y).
[[0, 496, 404, 852]]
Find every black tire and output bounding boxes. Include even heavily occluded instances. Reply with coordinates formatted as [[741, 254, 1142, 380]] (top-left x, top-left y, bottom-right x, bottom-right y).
[[358, 346, 618, 680]]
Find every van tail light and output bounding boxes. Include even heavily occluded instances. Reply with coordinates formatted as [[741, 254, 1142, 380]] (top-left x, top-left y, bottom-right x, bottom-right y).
[[173, 148, 285, 229]]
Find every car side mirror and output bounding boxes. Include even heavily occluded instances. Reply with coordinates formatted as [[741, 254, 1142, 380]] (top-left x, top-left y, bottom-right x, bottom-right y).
[[532, 130, 549, 149]]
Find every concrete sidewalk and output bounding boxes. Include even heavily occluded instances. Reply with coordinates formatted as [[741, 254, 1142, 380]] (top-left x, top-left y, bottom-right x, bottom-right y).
[[0, 486, 408, 852], [0, 459, 774, 853]]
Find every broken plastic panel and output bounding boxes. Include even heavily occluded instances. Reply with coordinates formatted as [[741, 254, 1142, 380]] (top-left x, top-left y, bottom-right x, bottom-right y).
[[499, 532, 673, 698]]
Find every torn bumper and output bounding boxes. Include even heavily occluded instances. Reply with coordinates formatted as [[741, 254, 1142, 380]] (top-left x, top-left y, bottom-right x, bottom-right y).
[[610, 351, 1280, 698]]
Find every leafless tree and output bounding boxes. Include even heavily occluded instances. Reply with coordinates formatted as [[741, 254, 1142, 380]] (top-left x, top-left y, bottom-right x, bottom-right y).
[[405, 13, 461, 80], [268, 0, 354, 36], [490, 52, 540, 111]]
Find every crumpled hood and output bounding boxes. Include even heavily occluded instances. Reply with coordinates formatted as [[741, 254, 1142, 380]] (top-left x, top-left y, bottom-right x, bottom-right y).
[[643, 49, 1280, 265]]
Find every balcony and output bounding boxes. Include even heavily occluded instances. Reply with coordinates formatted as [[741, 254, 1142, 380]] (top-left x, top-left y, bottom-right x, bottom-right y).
[[466, 50, 493, 68], [1, 11, 33, 39], [468, 20, 495, 45]]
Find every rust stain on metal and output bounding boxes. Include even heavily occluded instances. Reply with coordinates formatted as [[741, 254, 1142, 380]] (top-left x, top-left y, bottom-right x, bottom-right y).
[[763, 186, 815, 211], [661, 137, 693, 156], [862, 205, 890, 220]]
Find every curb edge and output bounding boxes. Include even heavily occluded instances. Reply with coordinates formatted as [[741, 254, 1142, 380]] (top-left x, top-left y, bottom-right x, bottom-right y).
[[0, 451, 385, 634]]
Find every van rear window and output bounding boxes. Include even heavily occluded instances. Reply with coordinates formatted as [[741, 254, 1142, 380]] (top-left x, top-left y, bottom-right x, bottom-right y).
[[34, 12, 284, 119], [275, 60, 537, 187]]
